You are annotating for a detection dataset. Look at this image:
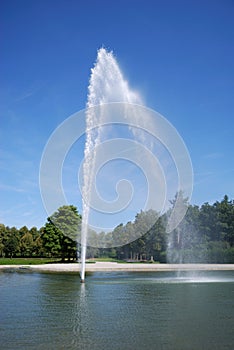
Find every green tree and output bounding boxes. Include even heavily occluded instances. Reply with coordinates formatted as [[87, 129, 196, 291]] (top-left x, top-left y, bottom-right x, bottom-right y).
[[42, 205, 81, 261], [0, 224, 7, 257], [4, 227, 20, 258], [215, 195, 234, 247], [145, 215, 167, 262], [20, 231, 34, 257], [33, 228, 44, 256], [199, 202, 219, 242]]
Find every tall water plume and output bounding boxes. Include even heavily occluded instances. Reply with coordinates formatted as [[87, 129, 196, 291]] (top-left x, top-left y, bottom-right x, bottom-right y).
[[80, 48, 142, 281], [39, 51, 193, 280]]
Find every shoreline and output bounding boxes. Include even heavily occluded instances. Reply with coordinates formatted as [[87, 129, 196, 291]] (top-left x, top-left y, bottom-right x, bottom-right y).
[[0, 262, 234, 274]]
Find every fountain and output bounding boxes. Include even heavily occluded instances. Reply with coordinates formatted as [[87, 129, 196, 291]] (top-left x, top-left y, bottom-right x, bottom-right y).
[[39, 47, 193, 282], [80, 48, 142, 282]]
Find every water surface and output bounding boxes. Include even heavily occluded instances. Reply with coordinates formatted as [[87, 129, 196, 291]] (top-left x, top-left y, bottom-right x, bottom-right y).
[[1, 271, 234, 349]]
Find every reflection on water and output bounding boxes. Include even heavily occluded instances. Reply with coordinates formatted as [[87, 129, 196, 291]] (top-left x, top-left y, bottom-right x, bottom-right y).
[[0, 271, 234, 350]]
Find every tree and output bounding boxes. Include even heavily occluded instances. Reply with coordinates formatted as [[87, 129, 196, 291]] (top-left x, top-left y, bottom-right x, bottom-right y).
[[145, 215, 167, 262], [199, 202, 219, 242], [20, 231, 34, 257], [0, 224, 7, 257], [215, 195, 234, 247], [4, 227, 20, 258], [33, 227, 44, 256], [42, 205, 81, 261]]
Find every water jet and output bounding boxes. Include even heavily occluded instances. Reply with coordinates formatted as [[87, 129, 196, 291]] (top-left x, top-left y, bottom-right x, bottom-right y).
[[80, 48, 142, 281]]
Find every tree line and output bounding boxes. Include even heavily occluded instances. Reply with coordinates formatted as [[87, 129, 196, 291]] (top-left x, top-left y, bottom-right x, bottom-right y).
[[0, 195, 234, 263]]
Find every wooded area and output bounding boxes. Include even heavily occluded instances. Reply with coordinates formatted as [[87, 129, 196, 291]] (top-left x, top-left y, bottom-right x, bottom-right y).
[[0, 195, 233, 263]]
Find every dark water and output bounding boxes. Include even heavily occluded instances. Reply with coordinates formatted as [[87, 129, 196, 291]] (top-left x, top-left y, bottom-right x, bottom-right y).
[[0, 271, 234, 350]]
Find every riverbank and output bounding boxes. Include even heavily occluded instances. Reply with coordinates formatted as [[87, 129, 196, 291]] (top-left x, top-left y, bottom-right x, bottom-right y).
[[0, 262, 234, 273]]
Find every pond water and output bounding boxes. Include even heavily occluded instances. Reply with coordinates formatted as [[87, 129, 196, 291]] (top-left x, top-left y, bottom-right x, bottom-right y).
[[0, 270, 234, 349]]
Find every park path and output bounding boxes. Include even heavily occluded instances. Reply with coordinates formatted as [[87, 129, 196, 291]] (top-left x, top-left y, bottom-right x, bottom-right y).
[[1, 262, 234, 273]]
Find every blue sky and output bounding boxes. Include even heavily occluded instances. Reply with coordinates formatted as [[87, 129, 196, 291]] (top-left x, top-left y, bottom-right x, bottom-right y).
[[1, 0, 234, 229]]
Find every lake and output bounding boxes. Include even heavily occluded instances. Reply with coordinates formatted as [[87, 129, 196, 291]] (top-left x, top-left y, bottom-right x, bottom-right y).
[[0, 270, 234, 349]]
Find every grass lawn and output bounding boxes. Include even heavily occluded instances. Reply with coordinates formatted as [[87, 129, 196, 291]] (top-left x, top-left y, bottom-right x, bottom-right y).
[[0, 257, 160, 265], [87, 257, 127, 263], [0, 258, 61, 265], [87, 258, 159, 263]]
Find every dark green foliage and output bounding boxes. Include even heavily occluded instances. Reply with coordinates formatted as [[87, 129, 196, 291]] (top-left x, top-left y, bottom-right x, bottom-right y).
[[41, 205, 81, 261], [0, 196, 234, 263], [3, 227, 20, 258], [167, 195, 234, 263]]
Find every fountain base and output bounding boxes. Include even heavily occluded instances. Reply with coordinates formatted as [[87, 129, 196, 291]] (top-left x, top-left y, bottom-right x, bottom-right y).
[[80, 279, 85, 283]]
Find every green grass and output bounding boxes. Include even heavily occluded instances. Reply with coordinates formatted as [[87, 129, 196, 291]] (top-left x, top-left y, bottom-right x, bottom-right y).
[[87, 257, 127, 263], [0, 257, 161, 265], [87, 258, 160, 264], [0, 258, 61, 265]]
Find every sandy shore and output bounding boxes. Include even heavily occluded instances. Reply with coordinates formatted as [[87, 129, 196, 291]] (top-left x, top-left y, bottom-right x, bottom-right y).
[[0, 262, 234, 273]]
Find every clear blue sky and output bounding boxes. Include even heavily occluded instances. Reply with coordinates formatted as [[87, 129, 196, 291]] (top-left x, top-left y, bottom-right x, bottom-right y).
[[1, 0, 234, 229]]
